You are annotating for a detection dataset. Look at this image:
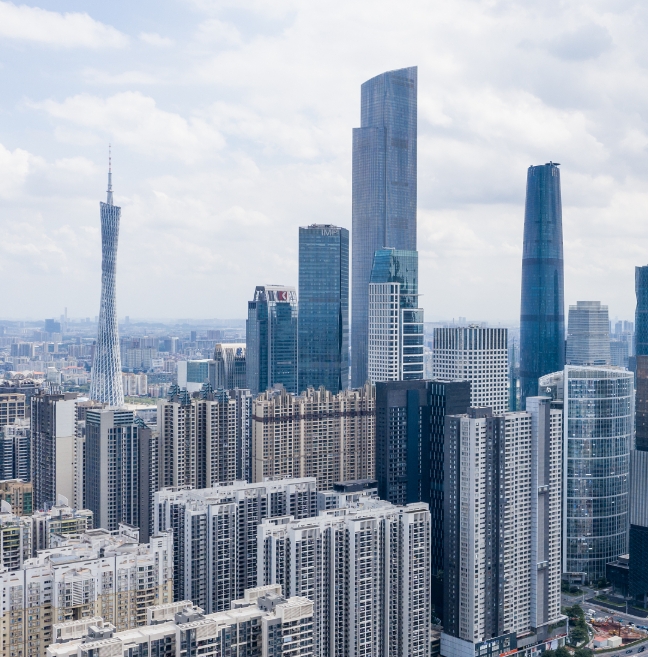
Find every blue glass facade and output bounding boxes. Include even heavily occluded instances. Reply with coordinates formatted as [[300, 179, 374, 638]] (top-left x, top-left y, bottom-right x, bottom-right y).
[[520, 163, 565, 402], [246, 286, 298, 395], [298, 224, 349, 394], [636, 266, 648, 357], [351, 66, 417, 388]]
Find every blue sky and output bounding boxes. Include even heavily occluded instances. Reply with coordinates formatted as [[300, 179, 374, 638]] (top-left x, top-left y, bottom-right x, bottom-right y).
[[1, 0, 647, 322]]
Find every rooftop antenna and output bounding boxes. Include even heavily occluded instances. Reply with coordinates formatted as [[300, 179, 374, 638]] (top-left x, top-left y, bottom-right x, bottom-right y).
[[107, 144, 113, 206]]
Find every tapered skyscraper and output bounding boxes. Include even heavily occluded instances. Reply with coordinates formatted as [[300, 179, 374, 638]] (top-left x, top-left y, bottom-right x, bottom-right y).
[[351, 66, 417, 388], [519, 162, 565, 403], [90, 157, 124, 406]]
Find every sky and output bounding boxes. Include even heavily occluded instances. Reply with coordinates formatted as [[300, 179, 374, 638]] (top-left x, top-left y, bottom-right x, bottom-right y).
[[1, 0, 647, 323]]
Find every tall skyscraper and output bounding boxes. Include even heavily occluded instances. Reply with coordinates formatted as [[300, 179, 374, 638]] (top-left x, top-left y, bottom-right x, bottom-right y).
[[251, 384, 375, 490], [566, 300, 611, 365], [519, 162, 565, 403], [351, 66, 417, 388], [442, 401, 564, 657], [368, 248, 424, 382], [213, 343, 247, 389], [246, 285, 298, 394], [90, 158, 124, 406], [259, 498, 431, 657], [298, 224, 349, 394], [432, 326, 508, 414], [541, 366, 633, 582]]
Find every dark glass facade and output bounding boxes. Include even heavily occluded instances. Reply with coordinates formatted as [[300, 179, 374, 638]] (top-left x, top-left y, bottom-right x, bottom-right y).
[[636, 266, 648, 357], [520, 163, 565, 402], [351, 66, 417, 388], [246, 286, 298, 395], [298, 224, 349, 394]]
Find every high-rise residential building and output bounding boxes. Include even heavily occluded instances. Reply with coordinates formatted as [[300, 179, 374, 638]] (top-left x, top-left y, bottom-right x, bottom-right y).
[[31, 503, 94, 553], [566, 301, 611, 365], [520, 162, 565, 403], [0, 393, 25, 428], [0, 377, 42, 421], [31, 392, 79, 511], [351, 66, 417, 388], [0, 420, 30, 482], [0, 479, 33, 515], [85, 408, 158, 536], [47, 586, 314, 657], [90, 160, 124, 406], [540, 366, 633, 582], [251, 384, 375, 490], [231, 387, 253, 481], [298, 224, 349, 394], [247, 285, 298, 395], [259, 498, 431, 657], [432, 326, 508, 414], [213, 343, 247, 389], [368, 248, 424, 382], [0, 509, 32, 571], [442, 401, 564, 657], [1, 526, 173, 657], [154, 478, 318, 612], [158, 386, 238, 491]]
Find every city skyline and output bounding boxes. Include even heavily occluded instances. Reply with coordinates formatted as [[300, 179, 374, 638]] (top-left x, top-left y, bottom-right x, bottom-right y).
[[2, 2, 648, 321]]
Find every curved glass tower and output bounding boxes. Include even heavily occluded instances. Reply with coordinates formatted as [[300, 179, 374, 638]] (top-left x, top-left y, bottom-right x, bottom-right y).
[[351, 66, 417, 388], [90, 162, 124, 407], [520, 162, 565, 403], [542, 367, 632, 582]]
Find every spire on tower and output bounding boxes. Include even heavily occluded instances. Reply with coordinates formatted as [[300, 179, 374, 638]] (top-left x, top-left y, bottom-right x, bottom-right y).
[[107, 144, 113, 206]]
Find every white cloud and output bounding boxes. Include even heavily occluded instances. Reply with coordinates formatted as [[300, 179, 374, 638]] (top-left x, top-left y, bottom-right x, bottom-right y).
[[0, 143, 41, 198], [0, 1, 127, 48], [139, 32, 174, 47]]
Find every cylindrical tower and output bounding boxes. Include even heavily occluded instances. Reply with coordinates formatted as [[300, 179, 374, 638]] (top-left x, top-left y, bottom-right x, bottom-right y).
[[89, 162, 124, 407], [520, 162, 565, 404]]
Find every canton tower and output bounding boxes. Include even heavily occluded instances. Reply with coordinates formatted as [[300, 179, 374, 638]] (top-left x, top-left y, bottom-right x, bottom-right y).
[[519, 162, 565, 404], [90, 152, 124, 406]]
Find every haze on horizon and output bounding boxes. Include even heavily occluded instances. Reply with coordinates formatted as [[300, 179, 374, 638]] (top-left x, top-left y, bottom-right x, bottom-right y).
[[1, 0, 647, 322]]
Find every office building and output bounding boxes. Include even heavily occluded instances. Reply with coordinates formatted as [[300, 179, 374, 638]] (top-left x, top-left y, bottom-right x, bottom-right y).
[[629, 450, 648, 608], [85, 408, 158, 537], [566, 301, 611, 365], [89, 160, 125, 406], [0, 393, 26, 428], [177, 358, 212, 393], [0, 420, 30, 482], [0, 526, 173, 657], [0, 479, 32, 515], [610, 340, 630, 368], [259, 497, 431, 657], [432, 326, 508, 414], [368, 247, 424, 382], [540, 366, 633, 582], [442, 401, 564, 657], [298, 224, 349, 394], [637, 267, 648, 451], [31, 392, 79, 511], [351, 66, 418, 388], [213, 343, 247, 389], [247, 285, 298, 394], [252, 384, 375, 490], [47, 586, 314, 657], [375, 379, 470, 592], [158, 386, 238, 491], [520, 162, 565, 403], [154, 478, 318, 612]]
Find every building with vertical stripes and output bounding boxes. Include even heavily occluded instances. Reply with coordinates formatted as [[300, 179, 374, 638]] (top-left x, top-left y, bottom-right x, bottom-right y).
[[432, 327, 508, 414]]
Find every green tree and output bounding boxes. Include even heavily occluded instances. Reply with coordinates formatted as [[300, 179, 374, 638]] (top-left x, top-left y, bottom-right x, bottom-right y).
[[555, 647, 571, 657], [574, 648, 593, 657]]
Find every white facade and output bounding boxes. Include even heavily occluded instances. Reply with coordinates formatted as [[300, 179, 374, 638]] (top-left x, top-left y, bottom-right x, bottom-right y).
[[432, 327, 508, 414], [259, 498, 431, 657]]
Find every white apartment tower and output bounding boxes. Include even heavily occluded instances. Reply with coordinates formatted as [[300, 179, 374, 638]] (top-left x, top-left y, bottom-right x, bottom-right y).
[[259, 498, 431, 657], [441, 400, 564, 657], [0, 526, 173, 657], [432, 326, 509, 414], [252, 384, 375, 490]]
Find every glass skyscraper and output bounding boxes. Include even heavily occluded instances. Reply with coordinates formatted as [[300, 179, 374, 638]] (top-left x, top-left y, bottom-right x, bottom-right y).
[[520, 162, 565, 404], [566, 301, 611, 366], [298, 224, 349, 394], [368, 248, 424, 381], [541, 367, 633, 582], [90, 161, 124, 406], [636, 266, 648, 357], [246, 285, 298, 395], [351, 66, 417, 388]]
